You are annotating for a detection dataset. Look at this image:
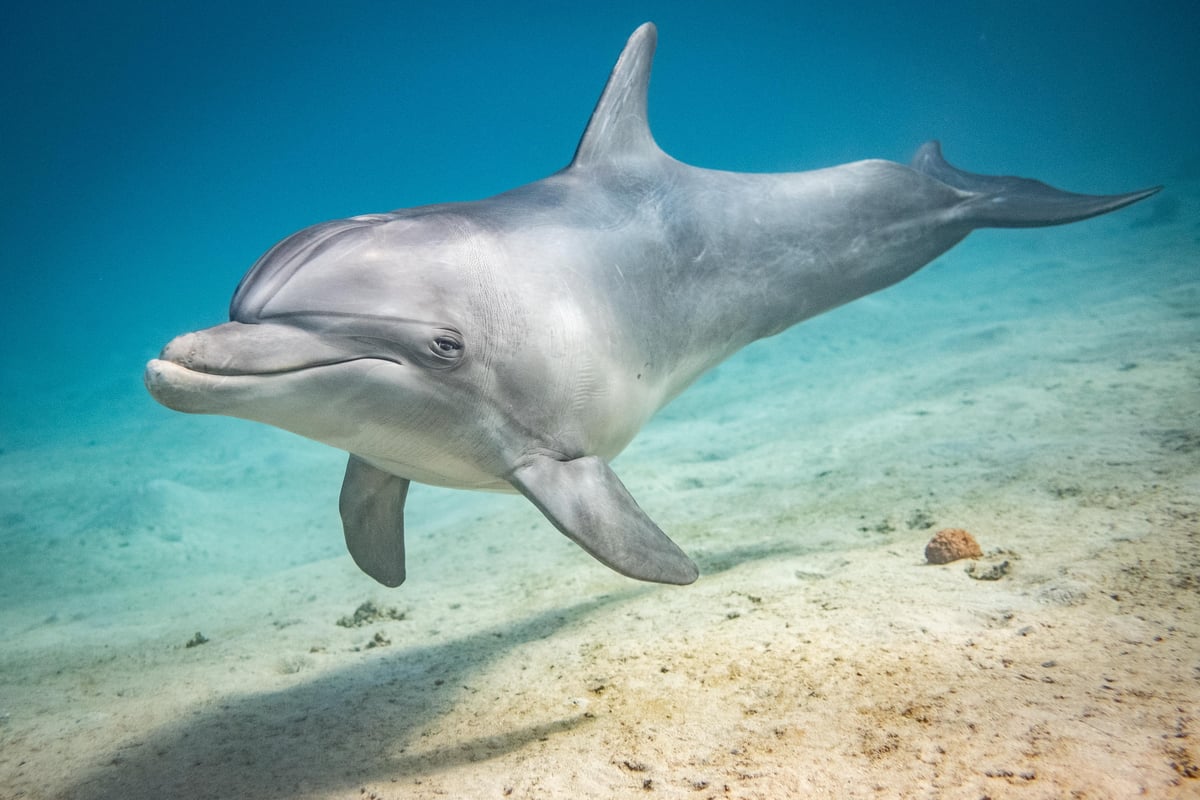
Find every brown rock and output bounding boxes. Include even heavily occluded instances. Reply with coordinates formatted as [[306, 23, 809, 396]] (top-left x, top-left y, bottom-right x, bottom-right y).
[[925, 528, 983, 564]]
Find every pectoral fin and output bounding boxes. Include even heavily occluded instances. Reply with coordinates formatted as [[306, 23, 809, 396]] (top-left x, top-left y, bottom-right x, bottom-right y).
[[510, 455, 698, 585], [339, 455, 409, 587]]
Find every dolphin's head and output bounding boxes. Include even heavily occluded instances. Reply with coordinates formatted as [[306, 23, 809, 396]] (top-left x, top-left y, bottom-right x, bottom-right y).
[[145, 212, 518, 488]]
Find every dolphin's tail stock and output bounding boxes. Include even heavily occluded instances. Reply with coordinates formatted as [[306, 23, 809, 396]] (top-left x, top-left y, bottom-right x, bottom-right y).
[[911, 140, 1161, 229]]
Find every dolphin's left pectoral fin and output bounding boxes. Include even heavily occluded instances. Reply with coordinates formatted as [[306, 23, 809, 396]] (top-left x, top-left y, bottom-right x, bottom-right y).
[[509, 455, 699, 585], [339, 455, 409, 587]]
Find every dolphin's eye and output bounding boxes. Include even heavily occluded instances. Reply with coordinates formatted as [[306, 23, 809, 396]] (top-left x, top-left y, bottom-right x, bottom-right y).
[[431, 335, 464, 359]]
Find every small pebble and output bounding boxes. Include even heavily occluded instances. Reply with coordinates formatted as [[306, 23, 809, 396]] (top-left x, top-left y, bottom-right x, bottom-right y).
[[966, 560, 1011, 581]]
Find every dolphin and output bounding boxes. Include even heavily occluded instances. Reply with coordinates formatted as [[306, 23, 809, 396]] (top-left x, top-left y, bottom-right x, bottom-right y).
[[144, 23, 1159, 588]]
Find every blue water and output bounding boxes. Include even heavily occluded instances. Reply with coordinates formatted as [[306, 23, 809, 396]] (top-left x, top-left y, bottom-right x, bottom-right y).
[[2, 2, 1199, 796], [0, 0, 1195, 601], [2, 1, 1196, 450], [0, 0, 1193, 586]]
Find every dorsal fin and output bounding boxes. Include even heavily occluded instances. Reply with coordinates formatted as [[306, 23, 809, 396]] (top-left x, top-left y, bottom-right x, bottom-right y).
[[570, 23, 664, 169]]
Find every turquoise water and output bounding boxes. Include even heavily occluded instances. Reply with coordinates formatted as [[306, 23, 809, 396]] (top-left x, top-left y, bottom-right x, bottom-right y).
[[1, 3, 1198, 797], [2, 0, 1196, 634], [2, 2, 1195, 451], [0, 0, 1189, 555]]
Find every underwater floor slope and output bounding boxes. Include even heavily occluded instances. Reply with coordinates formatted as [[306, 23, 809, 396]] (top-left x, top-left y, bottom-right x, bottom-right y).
[[0, 188, 1198, 798]]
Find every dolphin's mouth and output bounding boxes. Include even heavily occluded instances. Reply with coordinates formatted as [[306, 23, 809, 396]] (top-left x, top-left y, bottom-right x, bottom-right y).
[[144, 321, 407, 416], [143, 353, 400, 426]]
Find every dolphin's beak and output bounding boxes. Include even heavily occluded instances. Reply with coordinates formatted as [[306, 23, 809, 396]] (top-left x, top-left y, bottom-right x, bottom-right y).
[[144, 321, 379, 415]]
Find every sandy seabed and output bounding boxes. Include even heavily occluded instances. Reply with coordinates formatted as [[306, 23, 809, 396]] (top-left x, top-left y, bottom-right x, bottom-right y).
[[1, 191, 1197, 799]]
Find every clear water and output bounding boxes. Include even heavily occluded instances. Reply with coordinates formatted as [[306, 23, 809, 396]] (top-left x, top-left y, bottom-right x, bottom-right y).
[[2, 0, 1195, 644], [1, 2, 1197, 796], [2, 1, 1195, 447]]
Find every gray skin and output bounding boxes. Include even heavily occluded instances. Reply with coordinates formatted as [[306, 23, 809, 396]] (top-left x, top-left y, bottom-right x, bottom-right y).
[[144, 23, 1159, 588]]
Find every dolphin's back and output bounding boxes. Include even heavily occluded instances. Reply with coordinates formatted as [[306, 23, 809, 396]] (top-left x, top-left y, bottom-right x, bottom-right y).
[[555, 21, 1159, 393]]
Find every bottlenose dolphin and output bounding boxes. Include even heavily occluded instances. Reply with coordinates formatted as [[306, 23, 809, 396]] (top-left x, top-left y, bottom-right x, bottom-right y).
[[145, 23, 1159, 587]]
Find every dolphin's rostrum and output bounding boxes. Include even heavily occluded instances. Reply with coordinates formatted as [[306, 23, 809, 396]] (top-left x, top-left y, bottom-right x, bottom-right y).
[[145, 23, 1159, 587]]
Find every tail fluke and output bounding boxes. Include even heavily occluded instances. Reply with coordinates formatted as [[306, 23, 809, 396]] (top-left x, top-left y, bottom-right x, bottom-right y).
[[911, 141, 1161, 229]]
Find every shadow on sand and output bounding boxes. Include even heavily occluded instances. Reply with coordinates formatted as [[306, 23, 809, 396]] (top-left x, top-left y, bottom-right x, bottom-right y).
[[62, 595, 617, 800], [61, 538, 818, 799]]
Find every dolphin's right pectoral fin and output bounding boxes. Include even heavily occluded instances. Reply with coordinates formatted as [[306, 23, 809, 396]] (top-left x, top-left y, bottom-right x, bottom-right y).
[[509, 454, 699, 585], [339, 455, 409, 587]]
